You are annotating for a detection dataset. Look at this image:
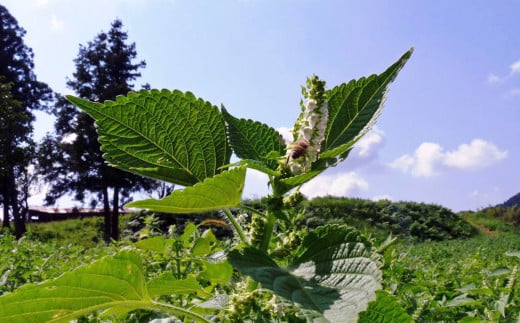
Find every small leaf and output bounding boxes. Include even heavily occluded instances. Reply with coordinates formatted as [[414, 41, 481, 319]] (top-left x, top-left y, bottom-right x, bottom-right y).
[[199, 260, 233, 284], [180, 222, 199, 247], [67, 89, 232, 186], [228, 225, 381, 322], [192, 238, 211, 256], [358, 291, 413, 323], [222, 107, 286, 170], [126, 167, 246, 213], [134, 236, 170, 253], [147, 274, 210, 299], [239, 159, 281, 177]]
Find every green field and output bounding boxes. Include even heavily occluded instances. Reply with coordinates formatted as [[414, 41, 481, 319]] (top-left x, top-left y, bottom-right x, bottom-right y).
[[2, 199, 520, 322]]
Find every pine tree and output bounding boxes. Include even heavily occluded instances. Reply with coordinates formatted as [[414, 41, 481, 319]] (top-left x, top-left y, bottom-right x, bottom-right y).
[[38, 19, 157, 242], [0, 5, 52, 237]]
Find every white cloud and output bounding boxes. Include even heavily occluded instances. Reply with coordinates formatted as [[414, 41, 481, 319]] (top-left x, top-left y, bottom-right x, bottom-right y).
[[444, 139, 508, 170], [36, 0, 49, 6], [390, 142, 443, 176], [51, 15, 64, 31], [487, 73, 502, 84], [510, 60, 520, 75], [355, 127, 385, 158], [468, 189, 489, 200], [391, 139, 507, 177], [509, 88, 520, 97], [242, 169, 269, 199], [300, 172, 368, 198], [276, 127, 293, 144]]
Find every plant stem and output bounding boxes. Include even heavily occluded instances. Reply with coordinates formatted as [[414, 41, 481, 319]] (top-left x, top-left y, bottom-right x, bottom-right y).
[[223, 208, 248, 244], [259, 210, 276, 252]]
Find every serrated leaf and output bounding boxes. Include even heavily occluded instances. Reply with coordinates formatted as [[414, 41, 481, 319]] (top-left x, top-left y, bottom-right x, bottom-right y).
[[222, 107, 286, 170], [228, 225, 381, 322], [0, 250, 208, 323], [323, 48, 413, 154], [358, 291, 412, 323], [67, 89, 232, 186], [126, 167, 245, 213]]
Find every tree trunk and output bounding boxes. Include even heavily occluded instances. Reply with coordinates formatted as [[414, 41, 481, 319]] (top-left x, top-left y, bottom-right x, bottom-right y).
[[102, 185, 111, 243], [2, 190, 10, 228], [9, 171, 25, 239], [111, 185, 120, 241]]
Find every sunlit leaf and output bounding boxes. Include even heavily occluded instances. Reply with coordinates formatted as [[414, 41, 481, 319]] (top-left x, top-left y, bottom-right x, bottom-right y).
[[0, 250, 209, 323], [222, 107, 286, 170], [322, 48, 413, 159], [67, 89, 232, 186], [126, 167, 246, 213]]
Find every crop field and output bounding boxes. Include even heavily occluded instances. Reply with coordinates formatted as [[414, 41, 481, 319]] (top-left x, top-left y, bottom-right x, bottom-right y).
[[2, 200, 520, 322]]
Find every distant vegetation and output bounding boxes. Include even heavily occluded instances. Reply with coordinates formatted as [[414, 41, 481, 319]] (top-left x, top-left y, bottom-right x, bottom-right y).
[[500, 192, 520, 208], [300, 197, 476, 241]]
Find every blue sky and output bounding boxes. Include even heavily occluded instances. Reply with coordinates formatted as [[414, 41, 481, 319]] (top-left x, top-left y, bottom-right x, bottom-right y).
[[3, 0, 519, 211]]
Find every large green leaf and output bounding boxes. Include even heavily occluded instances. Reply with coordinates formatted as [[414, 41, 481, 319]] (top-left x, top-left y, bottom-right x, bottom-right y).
[[322, 48, 413, 156], [126, 167, 246, 213], [0, 250, 210, 323], [67, 89, 232, 186], [228, 225, 382, 322], [222, 106, 286, 170]]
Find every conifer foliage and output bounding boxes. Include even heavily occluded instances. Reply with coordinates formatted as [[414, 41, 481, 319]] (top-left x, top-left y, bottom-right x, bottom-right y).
[[0, 5, 52, 237], [37, 19, 156, 242]]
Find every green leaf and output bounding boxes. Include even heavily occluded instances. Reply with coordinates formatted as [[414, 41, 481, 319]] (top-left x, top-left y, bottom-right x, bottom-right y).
[[0, 250, 209, 323], [358, 291, 413, 323], [192, 237, 211, 256], [147, 273, 210, 299], [180, 222, 199, 247], [134, 236, 170, 253], [198, 260, 233, 284], [126, 167, 246, 213], [228, 225, 381, 322], [222, 107, 286, 170], [66, 89, 232, 186], [239, 159, 281, 177], [279, 169, 324, 191], [323, 48, 413, 155]]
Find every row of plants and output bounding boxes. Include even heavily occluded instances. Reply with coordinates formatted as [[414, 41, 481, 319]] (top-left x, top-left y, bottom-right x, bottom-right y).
[[0, 229, 113, 296], [383, 232, 520, 322], [4, 202, 520, 321]]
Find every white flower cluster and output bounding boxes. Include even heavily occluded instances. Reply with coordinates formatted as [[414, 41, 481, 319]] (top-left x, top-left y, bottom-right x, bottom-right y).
[[287, 76, 328, 175]]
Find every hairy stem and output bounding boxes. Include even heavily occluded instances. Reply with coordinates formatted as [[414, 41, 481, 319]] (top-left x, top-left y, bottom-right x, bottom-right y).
[[259, 210, 277, 252], [223, 208, 248, 244]]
